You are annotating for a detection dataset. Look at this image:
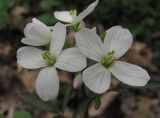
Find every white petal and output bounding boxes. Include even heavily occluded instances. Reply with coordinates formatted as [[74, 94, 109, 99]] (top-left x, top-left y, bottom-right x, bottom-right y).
[[110, 61, 150, 86], [17, 46, 47, 69], [75, 28, 105, 62], [21, 38, 48, 46], [104, 26, 133, 59], [74, 0, 99, 23], [23, 18, 51, 46], [35, 67, 59, 101], [83, 63, 111, 94], [32, 18, 43, 24], [54, 11, 73, 23], [55, 48, 87, 72], [50, 23, 66, 56]]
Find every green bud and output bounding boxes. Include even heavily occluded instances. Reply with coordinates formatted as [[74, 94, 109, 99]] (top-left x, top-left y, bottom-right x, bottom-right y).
[[42, 50, 56, 66], [101, 51, 115, 68], [92, 27, 97, 33]]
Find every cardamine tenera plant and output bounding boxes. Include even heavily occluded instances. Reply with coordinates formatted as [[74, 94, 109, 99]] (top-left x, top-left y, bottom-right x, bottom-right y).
[[17, 0, 150, 117]]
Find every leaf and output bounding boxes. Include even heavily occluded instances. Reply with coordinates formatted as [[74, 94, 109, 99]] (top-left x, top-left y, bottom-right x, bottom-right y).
[[38, 13, 56, 25], [13, 110, 32, 118], [0, 0, 13, 29], [110, 80, 160, 92], [20, 92, 54, 111], [50, 99, 62, 112], [40, 0, 59, 10], [0, 114, 5, 118], [94, 95, 101, 109], [144, 80, 160, 89], [0, 12, 7, 29]]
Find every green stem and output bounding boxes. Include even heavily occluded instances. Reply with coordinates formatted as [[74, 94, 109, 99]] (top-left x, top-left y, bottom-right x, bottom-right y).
[[72, 108, 78, 118], [62, 87, 72, 112], [83, 96, 94, 118]]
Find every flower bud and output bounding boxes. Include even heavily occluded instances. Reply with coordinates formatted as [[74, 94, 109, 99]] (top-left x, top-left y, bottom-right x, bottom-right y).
[[92, 27, 97, 33], [73, 73, 82, 89]]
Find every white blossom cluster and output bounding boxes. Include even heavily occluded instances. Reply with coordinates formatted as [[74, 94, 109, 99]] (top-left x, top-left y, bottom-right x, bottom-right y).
[[17, 0, 150, 101]]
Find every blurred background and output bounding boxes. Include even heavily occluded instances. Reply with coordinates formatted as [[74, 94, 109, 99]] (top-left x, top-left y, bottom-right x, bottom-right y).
[[0, 0, 160, 118]]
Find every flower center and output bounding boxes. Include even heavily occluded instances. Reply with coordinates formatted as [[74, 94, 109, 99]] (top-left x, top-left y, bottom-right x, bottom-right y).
[[69, 9, 77, 17], [42, 50, 56, 66], [70, 9, 78, 25], [101, 51, 115, 69]]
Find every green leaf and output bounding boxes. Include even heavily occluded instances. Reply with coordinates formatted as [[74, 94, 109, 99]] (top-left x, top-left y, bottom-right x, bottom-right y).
[[13, 110, 32, 118], [94, 95, 101, 109], [50, 99, 62, 112], [38, 13, 56, 25], [145, 80, 160, 89], [20, 92, 62, 112], [0, 0, 13, 29], [40, 0, 59, 10], [20, 92, 54, 111], [0, 12, 7, 28], [0, 114, 5, 118], [110, 80, 160, 92]]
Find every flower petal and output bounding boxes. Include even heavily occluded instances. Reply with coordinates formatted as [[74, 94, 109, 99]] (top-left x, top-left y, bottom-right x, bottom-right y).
[[17, 46, 47, 69], [74, 0, 99, 23], [110, 61, 150, 86], [55, 48, 86, 72], [75, 28, 105, 62], [35, 67, 59, 101], [83, 63, 111, 94], [22, 18, 51, 46], [104, 26, 133, 59], [21, 38, 48, 46], [54, 11, 73, 23], [50, 22, 66, 56]]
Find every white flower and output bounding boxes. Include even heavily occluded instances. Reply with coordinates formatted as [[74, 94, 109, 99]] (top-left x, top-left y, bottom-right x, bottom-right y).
[[54, 0, 99, 24], [17, 22, 87, 101], [75, 26, 150, 94], [22, 18, 52, 46]]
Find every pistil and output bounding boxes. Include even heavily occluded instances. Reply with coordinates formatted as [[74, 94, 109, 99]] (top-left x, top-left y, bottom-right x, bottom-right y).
[[101, 51, 115, 68], [42, 50, 56, 66]]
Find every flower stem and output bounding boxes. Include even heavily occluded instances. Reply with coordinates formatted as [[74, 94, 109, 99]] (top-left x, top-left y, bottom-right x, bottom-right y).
[[62, 86, 72, 112], [83, 95, 94, 118]]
